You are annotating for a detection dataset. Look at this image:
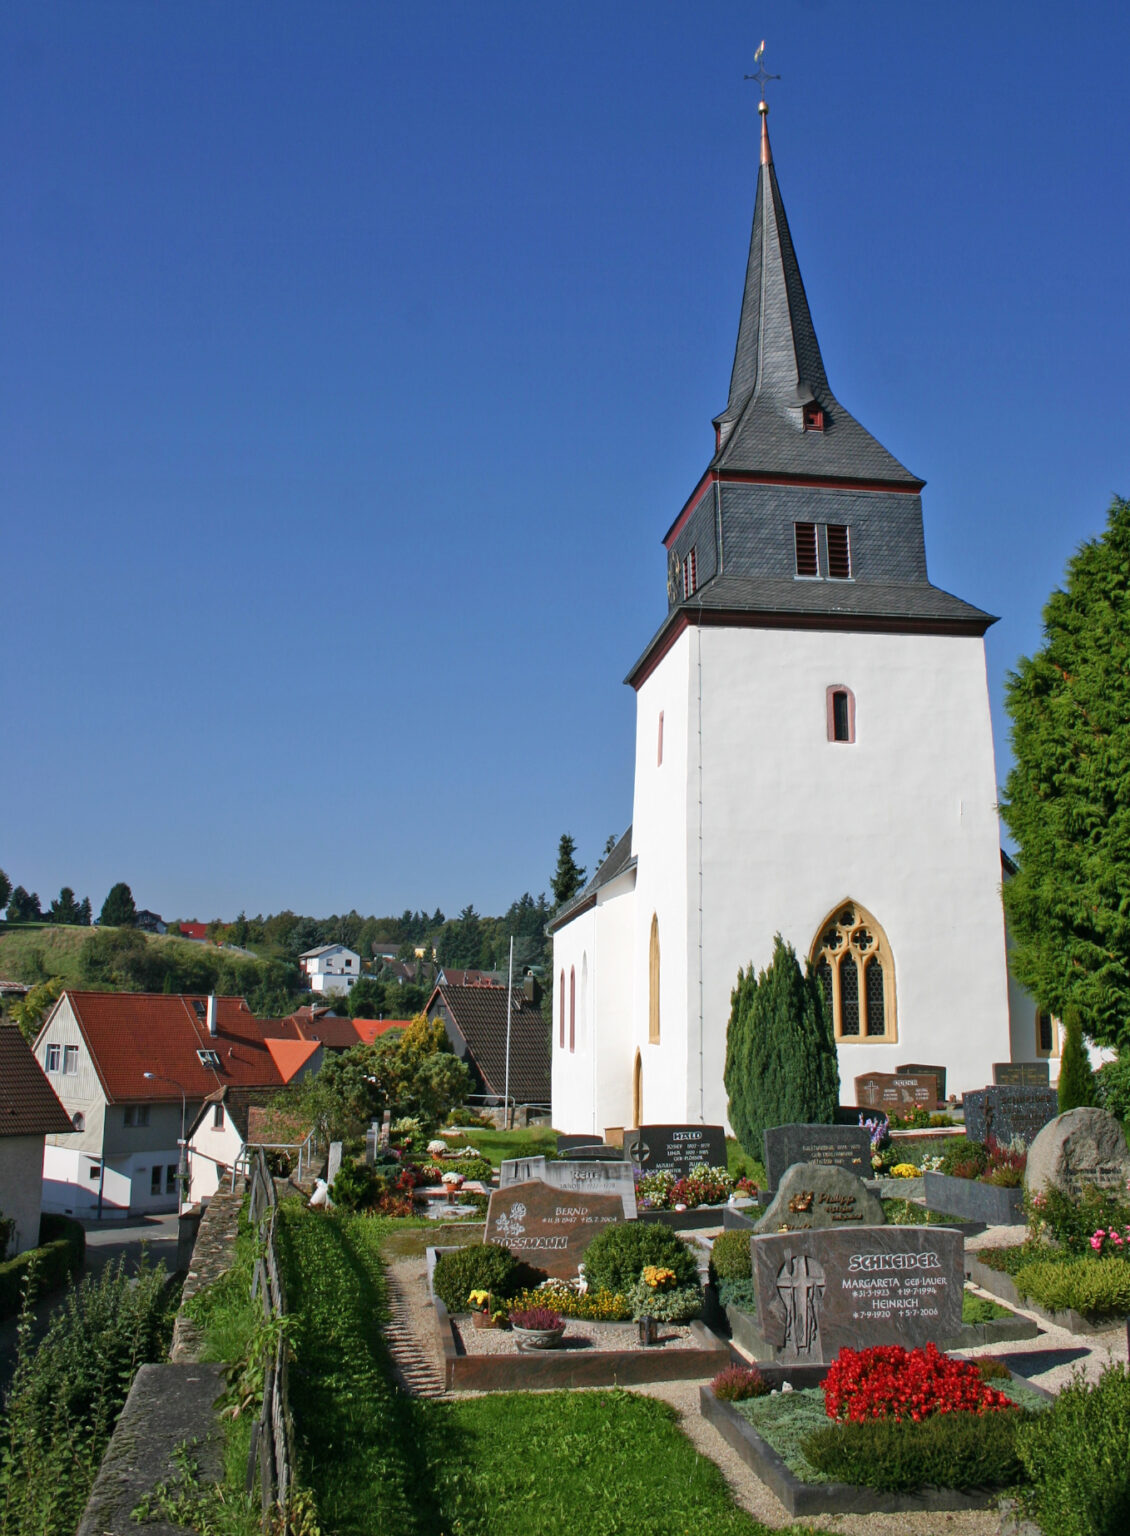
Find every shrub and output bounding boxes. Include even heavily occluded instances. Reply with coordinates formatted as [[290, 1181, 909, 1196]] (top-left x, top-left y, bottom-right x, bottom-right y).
[[803, 1408, 1029, 1492], [581, 1221, 698, 1295], [983, 1135, 1026, 1187], [717, 1277, 758, 1312], [1095, 1052, 1130, 1123], [330, 1162, 383, 1210], [711, 1364, 768, 1402], [709, 1231, 752, 1282], [1058, 1005, 1096, 1112], [1012, 1257, 1130, 1317], [432, 1243, 519, 1314], [823, 1343, 1016, 1423], [975, 1358, 1013, 1382], [724, 936, 839, 1161], [627, 1278, 703, 1323], [0, 1229, 84, 1320], [976, 1240, 1049, 1276], [1028, 1183, 1130, 1256], [938, 1137, 989, 1178], [443, 1154, 493, 1183], [1017, 1362, 1130, 1536]]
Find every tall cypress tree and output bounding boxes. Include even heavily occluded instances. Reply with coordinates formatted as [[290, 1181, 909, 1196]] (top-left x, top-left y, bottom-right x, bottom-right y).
[[724, 934, 840, 1162], [550, 834, 586, 908], [1001, 496, 1130, 1051], [1057, 1005, 1096, 1112]]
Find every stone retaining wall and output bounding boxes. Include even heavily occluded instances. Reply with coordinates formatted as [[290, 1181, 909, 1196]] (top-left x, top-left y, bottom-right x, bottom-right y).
[[170, 1190, 244, 1363]]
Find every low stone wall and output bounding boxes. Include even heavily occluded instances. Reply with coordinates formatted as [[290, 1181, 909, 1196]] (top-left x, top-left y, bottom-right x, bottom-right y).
[[170, 1190, 245, 1363]]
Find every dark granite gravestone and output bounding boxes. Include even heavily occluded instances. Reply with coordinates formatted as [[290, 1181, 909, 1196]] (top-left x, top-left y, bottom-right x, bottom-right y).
[[855, 1073, 939, 1113], [556, 1133, 604, 1152], [755, 1163, 885, 1234], [484, 1179, 626, 1279], [963, 1086, 1058, 1147], [558, 1144, 626, 1161], [1025, 1107, 1130, 1201], [751, 1226, 964, 1365], [993, 1062, 1051, 1088], [897, 1063, 948, 1102], [499, 1157, 638, 1219], [627, 1124, 727, 1177], [763, 1124, 872, 1192]]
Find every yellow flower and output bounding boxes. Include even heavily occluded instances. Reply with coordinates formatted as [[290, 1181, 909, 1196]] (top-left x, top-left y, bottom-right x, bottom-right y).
[[467, 1289, 490, 1308], [891, 1164, 919, 1179], [641, 1265, 677, 1289]]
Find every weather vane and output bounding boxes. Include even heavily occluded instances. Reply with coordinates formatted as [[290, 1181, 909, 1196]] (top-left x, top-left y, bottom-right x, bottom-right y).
[[744, 39, 780, 107]]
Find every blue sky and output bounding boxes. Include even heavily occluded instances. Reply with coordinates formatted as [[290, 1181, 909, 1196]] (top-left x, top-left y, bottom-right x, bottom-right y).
[[3, 2, 1128, 922]]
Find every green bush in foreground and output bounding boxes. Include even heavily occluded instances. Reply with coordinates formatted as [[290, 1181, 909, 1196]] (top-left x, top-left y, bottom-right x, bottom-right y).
[[1017, 1363, 1130, 1536], [581, 1221, 698, 1295], [1012, 1257, 1130, 1317], [803, 1407, 1031, 1492], [626, 1278, 702, 1323], [432, 1242, 518, 1314], [710, 1230, 753, 1281], [717, 1277, 758, 1312]]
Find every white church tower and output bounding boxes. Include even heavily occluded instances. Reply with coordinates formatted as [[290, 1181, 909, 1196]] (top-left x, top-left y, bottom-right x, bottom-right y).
[[550, 90, 1013, 1137]]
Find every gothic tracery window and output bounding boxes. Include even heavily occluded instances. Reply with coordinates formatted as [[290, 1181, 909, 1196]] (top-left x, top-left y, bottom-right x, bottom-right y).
[[810, 902, 896, 1043]]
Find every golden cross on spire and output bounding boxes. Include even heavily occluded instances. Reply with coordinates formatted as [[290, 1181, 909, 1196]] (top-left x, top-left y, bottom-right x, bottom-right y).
[[744, 39, 780, 107]]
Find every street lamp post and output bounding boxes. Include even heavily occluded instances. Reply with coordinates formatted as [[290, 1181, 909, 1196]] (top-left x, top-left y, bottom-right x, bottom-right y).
[[143, 1071, 188, 1213]]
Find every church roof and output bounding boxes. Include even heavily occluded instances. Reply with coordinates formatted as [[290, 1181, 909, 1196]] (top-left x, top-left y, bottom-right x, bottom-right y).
[[712, 106, 921, 488], [547, 826, 635, 934]]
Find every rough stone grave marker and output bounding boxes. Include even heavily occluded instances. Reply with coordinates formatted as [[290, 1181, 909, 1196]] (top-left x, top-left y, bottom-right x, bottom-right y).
[[752, 1225, 964, 1365], [755, 1163, 884, 1234], [484, 1179, 626, 1279], [897, 1062, 948, 1101], [993, 1062, 1051, 1088], [763, 1124, 872, 1192], [855, 1073, 939, 1113], [963, 1086, 1058, 1146], [499, 1157, 638, 1219], [1025, 1107, 1130, 1200], [627, 1123, 727, 1178]]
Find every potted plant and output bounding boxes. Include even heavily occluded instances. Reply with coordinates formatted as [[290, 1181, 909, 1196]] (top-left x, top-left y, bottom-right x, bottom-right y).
[[468, 1289, 508, 1329], [441, 1169, 465, 1196], [508, 1305, 566, 1350]]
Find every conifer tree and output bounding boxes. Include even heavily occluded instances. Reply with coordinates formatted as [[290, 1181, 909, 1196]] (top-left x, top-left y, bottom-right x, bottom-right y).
[[1001, 496, 1130, 1050], [724, 934, 840, 1161], [1057, 1005, 1096, 1112], [550, 834, 586, 908]]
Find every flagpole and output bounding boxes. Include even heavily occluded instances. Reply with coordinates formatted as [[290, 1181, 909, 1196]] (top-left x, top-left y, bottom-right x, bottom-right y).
[[503, 936, 514, 1129]]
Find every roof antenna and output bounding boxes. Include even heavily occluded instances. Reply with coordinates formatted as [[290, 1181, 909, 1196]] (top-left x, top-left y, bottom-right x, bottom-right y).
[[744, 39, 780, 164]]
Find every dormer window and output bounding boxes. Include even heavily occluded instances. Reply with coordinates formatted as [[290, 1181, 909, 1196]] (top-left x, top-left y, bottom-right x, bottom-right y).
[[803, 403, 825, 432], [197, 1048, 221, 1068], [682, 546, 698, 598]]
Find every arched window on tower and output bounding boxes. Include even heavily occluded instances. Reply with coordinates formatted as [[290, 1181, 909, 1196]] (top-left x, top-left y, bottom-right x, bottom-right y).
[[580, 953, 588, 1051], [649, 914, 661, 1043], [559, 969, 565, 1049], [569, 966, 576, 1053], [827, 685, 855, 743], [810, 901, 897, 1043]]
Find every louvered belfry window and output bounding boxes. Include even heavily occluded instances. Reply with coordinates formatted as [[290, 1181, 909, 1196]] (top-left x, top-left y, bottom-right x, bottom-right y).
[[810, 902, 897, 1043], [827, 524, 851, 579], [794, 523, 819, 576], [682, 546, 698, 598]]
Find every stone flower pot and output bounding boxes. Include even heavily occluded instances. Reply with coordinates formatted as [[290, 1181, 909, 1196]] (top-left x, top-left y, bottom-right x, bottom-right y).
[[511, 1324, 565, 1351]]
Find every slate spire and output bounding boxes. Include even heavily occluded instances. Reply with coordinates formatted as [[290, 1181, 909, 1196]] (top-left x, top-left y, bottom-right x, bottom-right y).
[[711, 101, 919, 486]]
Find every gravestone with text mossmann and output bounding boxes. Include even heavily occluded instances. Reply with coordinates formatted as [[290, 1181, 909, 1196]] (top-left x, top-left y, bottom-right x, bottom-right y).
[[499, 1157, 638, 1219], [750, 1225, 964, 1366], [993, 1062, 1051, 1088], [755, 1163, 884, 1234], [963, 1086, 1058, 1146], [855, 1073, 939, 1113], [484, 1179, 626, 1280], [763, 1124, 871, 1192], [626, 1124, 727, 1178]]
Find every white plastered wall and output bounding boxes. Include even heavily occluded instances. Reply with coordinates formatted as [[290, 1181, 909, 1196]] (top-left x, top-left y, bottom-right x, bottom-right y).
[[188, 1106, 246, 1203]]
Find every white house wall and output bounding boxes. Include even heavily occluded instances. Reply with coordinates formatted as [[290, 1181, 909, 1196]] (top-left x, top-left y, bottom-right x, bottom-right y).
[[0, 1136, 49, 1256], [188, 1107, 246, 1204]]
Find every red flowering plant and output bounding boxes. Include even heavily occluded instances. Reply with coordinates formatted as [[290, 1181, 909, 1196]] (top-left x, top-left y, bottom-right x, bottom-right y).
[[822, 1343, 1016, 1424]]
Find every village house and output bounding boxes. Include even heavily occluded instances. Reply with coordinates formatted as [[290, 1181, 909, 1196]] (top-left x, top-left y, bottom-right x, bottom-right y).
[[0, 1026, 74, 1255], [425, 980, 550, 1119], [299, 943, 361, 996]]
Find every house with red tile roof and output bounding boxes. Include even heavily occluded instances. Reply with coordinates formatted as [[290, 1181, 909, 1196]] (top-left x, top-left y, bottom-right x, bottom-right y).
[[32, 991, 308, 1216], [185, 1086, 315, 1205], [352, 1018, 412, 1046], [0, 1027, 74, 1255]]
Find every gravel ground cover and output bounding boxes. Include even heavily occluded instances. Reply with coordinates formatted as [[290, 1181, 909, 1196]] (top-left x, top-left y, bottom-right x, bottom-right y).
[[452, 1317, 700, 1354]]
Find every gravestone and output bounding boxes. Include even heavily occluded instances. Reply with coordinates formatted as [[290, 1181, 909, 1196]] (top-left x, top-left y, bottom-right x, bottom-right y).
[[751, 1225, 964, 1365], [627, 1123, 727, 1178], [326, 1141, 343, 1188], [499, 1157, 638, 1219], [897, 1063, 948, 1102], [993, 1062, 1051, 1088], [763, 1124, 871, 1192], [561, 1144, 625, 1161], [755, 1163, 884, 1234], [963, 1086, 1058, 1147], [855, 1073, 939, 1113], [364, 1123, 379, 1165], [1025, 1107, 1130, 1201], [379, 1110, 391, 1148], [484, 1179, 626, 1279], [556, 1133, 603, 1152]]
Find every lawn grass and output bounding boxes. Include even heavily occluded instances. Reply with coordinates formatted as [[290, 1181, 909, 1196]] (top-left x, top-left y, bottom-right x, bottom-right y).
[[444, 1125, 559, 1167], [277, 1202, 812, 1536], [727, 1136, 768, 1187], [0, 923, 95, 985]]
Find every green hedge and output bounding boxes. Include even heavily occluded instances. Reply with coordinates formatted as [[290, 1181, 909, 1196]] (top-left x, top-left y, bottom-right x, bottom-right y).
[[1013, 1257, 1130, 1318], [709, 1230, 752, 1282], [0, 1215, 85, 1319], [1017, 1362, 1130, 1536], [803, 1407, 1031, 1492], [581, 1222, 698, 1295]]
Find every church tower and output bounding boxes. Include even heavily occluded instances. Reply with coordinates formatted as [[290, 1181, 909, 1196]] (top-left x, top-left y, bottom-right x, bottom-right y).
[[550, 86, 1012, 1135]]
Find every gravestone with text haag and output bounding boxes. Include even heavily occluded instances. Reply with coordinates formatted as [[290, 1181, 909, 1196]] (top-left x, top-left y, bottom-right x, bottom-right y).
[[763, 1124, 872, 1192], [626, 1124, 727, 1178], [484, 1179, 626, 1279]]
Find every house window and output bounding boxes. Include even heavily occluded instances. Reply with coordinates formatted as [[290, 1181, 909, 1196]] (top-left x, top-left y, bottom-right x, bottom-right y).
[[150, 1166, 161, 1196], [71, 1112, 85, 1132], [213, 1103, 225, 1128], [197, 1049, 221, 1068], [826, 524, 851, 579], [89, 1164, 101, 1181], [803, 403, 825, 432], [811, 902, 897, 1043], [124, 1105, 151, 1128], [559, 970, 565, 1049], [657, 711, 664, 766], [682, 547, 698, 598], [648, 915, 660, 1044], [827, 685, 855, 743], [569, 966, 576, 1053], [166, 1164, 179, 1194], [794, 522, 819, 577], [46, 1044, 61, 1073], [63, 1045, 79, 1075], [1036, 1010, 1058, 1057]]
